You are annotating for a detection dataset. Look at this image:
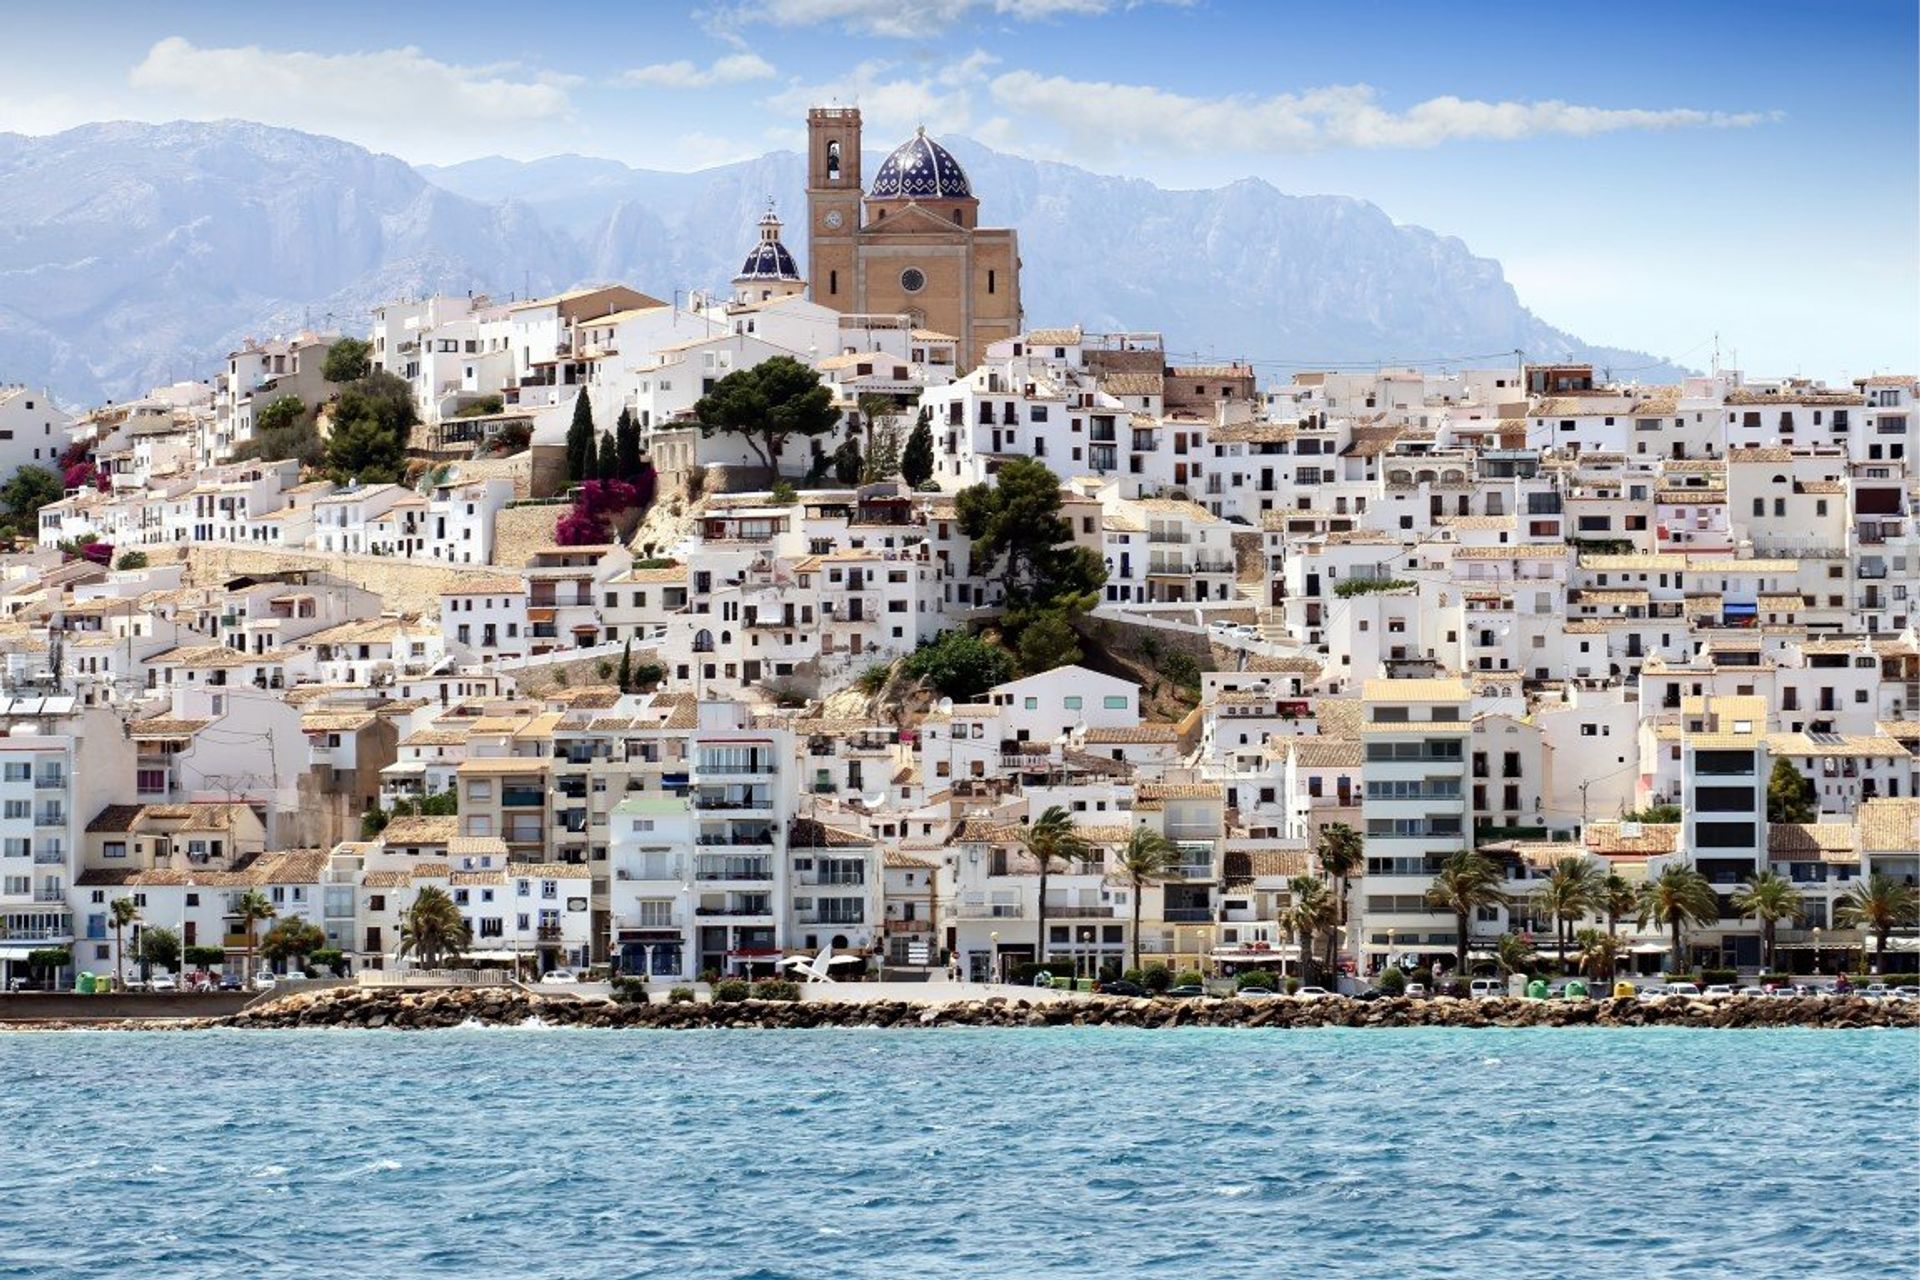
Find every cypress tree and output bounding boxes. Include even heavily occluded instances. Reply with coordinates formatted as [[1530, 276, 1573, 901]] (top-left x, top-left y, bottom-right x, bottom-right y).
[[901, 408, 935, 487], [617, 638, 632, 692], [596, 429, 617, 481], [565, 393, 595, 484], [615, 408, 642, 481]]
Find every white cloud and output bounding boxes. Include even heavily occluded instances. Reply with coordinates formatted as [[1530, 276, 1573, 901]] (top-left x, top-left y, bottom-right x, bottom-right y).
[[621, 53, 776, 88], [712, 0, 1157, 38], [765, 56, 980, 140], [987, 73, 1780, 155], [126, 37, 577, 159]]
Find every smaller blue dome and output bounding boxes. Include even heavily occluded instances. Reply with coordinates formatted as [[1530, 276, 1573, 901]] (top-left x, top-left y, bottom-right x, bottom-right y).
[[737, 240, 799, 281], [869, 128, 972, 201]]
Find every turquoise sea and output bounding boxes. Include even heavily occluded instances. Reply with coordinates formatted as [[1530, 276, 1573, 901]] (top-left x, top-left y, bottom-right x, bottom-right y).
[[0, 1027, 1912, 1279]]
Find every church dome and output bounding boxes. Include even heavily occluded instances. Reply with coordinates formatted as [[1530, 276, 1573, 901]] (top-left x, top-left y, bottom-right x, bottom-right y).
[[735, 207, 801, 282], [868, 128, 972, 201]]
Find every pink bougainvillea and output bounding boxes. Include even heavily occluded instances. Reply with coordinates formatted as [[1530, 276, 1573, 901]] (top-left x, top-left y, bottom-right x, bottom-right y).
[[63, 462, 95, 490]]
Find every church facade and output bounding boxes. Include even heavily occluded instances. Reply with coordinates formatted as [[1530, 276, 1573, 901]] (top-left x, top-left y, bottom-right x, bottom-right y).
[[805, 107, 1021, 370]]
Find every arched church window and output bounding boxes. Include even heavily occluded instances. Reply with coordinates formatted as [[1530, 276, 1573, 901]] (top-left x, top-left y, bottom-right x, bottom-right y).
[[826, 141, 840, 181]]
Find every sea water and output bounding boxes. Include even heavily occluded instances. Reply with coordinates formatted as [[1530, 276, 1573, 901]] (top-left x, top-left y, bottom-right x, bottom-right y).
[[0, 1026, 1912, 1279]]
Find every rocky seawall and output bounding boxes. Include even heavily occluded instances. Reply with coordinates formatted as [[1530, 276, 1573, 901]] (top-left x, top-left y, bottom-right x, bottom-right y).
[[204, 986, 1920, 1032]]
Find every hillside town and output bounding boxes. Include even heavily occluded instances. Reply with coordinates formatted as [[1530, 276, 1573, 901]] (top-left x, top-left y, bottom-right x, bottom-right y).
[[0, 109, 1916, 996]]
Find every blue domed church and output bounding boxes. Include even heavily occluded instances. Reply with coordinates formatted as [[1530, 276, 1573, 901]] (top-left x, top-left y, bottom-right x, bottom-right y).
[[805, 107, 1022, 370]]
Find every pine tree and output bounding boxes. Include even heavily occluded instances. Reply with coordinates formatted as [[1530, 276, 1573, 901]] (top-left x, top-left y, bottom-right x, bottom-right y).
[[901, 408, 935, 487], [615, 408, 642, 481], [596, 430, 617, 481], [833, 436, 863, 485], [565, 393, 595, 484]]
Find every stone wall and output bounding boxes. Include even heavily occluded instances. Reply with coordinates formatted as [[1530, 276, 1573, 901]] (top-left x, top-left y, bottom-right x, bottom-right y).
[[148, 545, 483, 615]]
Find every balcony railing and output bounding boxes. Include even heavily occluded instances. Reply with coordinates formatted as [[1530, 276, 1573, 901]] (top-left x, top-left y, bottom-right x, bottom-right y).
[[1162, 907, 1213, 923]]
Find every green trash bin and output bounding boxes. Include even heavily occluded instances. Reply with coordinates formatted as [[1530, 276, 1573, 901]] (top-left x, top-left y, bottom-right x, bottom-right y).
[[1564, 978, 1589, 1000], [1525, 978, 1549, 1000], [76, 972, 95, 995]]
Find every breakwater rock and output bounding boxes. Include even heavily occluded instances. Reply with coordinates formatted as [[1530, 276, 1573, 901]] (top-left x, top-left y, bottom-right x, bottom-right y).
[[225, 986, 1920, 1032]]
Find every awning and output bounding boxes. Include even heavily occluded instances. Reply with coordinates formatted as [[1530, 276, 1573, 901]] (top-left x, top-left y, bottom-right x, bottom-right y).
[[462, 949, 523, 962], [1630, 942, 1670, 954], [0, 945, 48, 961]]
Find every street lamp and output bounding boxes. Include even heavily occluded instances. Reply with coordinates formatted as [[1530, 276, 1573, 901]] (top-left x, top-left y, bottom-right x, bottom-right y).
[[1081, 927, 1094, 986], [989, 930, 999, 985], [1812, 926, 1822, 979], [1386, 927, 1397, 978]]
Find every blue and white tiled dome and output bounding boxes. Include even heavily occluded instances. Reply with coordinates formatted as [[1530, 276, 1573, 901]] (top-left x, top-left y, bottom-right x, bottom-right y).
[[868, 127, 972, 201], [737, 239, 799, 281], [735, 207, 801, 281]]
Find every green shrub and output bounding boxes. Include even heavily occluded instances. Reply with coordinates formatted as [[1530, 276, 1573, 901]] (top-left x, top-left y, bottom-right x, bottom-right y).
[[1699, 968, 1738, 986], [115, 551, 149, 571], [698, 968, 720, 985], [1663, 970, 1700, 984], [1235, 969, 1278, 991], [1377, 967, 1407, 995], [610, 976, 650, 1005], [1285, 977, 1301, 994], [1122, 968, 1144, 985], [856, 662, 894, 696], [309, 949, 346, 977], [1163, 651, 1203, 691], [1621, 804, 1681, 824], [770, 481, 798, 504], [1174, 968, 1203, 988], [712, 979, 751, 1003], [1141, 963, 1172, 992], [667, 986, 696, 1004], [1010, 961, 1064, 986], [751, 979, 802, 1002], [184, 945, 226, 969], [1334, 577, 1416, 598]]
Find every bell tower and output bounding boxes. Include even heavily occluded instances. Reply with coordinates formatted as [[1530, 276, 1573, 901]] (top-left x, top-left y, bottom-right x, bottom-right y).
[[806, 107, 861, 313]]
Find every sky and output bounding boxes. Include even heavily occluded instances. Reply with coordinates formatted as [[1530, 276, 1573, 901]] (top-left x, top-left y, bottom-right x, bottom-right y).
[[0, 0, 1915, 378]]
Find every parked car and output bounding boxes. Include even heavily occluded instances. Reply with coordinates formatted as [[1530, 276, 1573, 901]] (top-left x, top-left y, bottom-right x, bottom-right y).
[[1096, 979, 1148, 998], [1403, 982, 1429, 998], [1637, 984, 1669, 1003], [1292, 986, 1333, 1001], [1892, 986, 1920, 1002], [1468, 979, 1503, 999], [1860, 983, 1891, 1000], [1701, 984, 1736, 999], [218, 973, 244, 992], [1237, 986, 1282, 998], [1164, 984, 1205, 999], [1663, 981, 1702, 998], [539, 969, 579, 985], [1351, 988, 1387, 1002], [148, 974, 178, 993], [250, 972, 278, 992]]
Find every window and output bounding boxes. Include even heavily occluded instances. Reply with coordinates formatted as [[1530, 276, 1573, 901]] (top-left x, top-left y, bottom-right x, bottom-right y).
[[899, 268, 926, 293], [1103, 696, 1128, 709], [1063, 696, 1082, 710]]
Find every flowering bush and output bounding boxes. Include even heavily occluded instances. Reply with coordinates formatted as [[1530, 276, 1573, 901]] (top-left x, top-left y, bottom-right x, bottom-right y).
[[553, 478, 641, 546]]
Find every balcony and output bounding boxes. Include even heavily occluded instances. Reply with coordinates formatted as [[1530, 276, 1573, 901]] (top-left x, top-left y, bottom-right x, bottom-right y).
[[33, 812, 66, 829], [32, 773, 66, 790], [1042, 904, 1114, 919], [501, 787, 546, 808], [536, 924, 563, 943], [32, 849, 64, 865], [1162, 907, 1213, 924]]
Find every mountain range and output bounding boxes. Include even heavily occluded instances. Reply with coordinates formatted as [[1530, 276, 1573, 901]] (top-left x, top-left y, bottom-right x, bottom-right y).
[[0, 119, 1686, 405]]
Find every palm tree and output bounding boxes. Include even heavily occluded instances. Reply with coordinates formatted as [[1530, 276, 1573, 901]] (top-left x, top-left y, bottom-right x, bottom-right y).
[[1115, 825, 1179, 972], [233, 890, 276, 982], [108, 896, 140, 989], [1730, 870, 1804, 973], [1314, 822, 1364, 981], [398, 885, 472, 969], [1284, 874, 1337, 987], [1424, 850, 1504, 983], [1494, 931, 1536, 980], [1599, 872, 1639, 938], [1636, 864, 1720, 974], [1573, 926, 1623, 982], [1532, 856, 1603, 968], [1835, 873, 1920, 974], [1019, 806, 1089, 971]]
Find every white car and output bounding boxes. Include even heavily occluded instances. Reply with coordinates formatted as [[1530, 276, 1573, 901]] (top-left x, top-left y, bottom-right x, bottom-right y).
[[1701, 984, 1736, 999], [539, 969, 579, 985], [1292, 986, 1333, 1001], [1468, 979, 1503, 999], [1663, 981, 1702, 998], [1403, 982, 1429, 999], [250, 972, 278, 992], [148, 974, 178, 993]]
